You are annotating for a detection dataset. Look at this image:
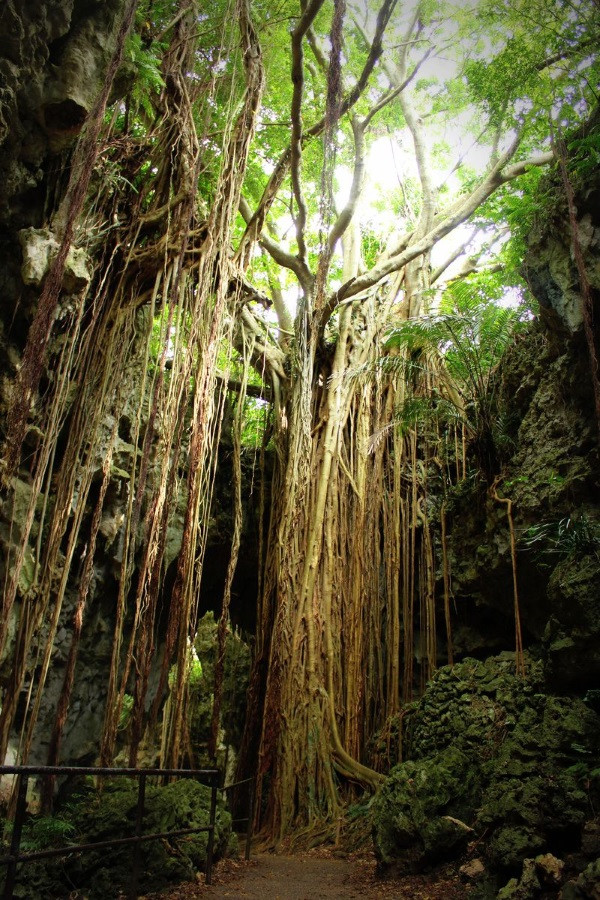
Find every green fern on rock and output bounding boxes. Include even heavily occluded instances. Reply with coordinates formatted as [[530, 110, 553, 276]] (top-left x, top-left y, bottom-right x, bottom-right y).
[[382, 283, 526, 475]]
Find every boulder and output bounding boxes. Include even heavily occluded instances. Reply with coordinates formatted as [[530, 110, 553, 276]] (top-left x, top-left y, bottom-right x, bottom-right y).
[[497, 858, 541, 899], [373, 746, 481, 874], [459, 858, 487, 882], [535, 853, 565, 888], [373, 657, 600, 881]]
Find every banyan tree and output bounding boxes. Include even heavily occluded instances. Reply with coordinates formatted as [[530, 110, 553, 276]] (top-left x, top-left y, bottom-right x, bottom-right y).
[[0, 0, 598, 840]]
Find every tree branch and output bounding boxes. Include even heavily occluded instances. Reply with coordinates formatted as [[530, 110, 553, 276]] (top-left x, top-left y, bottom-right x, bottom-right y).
[[306, 25, 329, 73], [430, 226, 479, 285], [498, 151, 554, 183], [235, 0, 399, 265], [262, 250, 295, 336], [327, 117, 365, 254], [216, 373, 272, 401], [289, 0, 326, 265], [240, 305, 287, 380], [535, 36, 597, 72], [239, 197, 313, 292], [363, 49, 432, 127], [327, 140, 555, 315], [337, 0, 399, 118]]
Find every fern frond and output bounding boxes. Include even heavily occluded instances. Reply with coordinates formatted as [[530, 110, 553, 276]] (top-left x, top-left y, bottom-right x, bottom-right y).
[[346, 353, 428, 383]]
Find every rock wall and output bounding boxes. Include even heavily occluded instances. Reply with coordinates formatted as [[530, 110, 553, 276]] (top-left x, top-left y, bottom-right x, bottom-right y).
[[0, 0, 132, 773], [445, 162, 600, 692], [0, 315, 151, 767], [0, 0, 128, 226], [0, 0, 131, 377]]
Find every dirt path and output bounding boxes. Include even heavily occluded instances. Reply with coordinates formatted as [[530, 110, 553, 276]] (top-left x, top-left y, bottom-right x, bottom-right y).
[[144, 851, 469, 899]]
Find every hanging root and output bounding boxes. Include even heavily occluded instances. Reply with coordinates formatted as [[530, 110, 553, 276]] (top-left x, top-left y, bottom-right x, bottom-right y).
[[491, 478, 525, 677]]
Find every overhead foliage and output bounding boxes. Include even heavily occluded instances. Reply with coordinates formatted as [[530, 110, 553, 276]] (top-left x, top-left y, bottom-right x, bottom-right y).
[[383, 284, 526, 472]]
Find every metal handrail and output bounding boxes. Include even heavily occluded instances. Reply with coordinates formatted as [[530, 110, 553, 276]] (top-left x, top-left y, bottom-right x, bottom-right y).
[[0, 764, 220, 900], [222, 776, 255, 861]]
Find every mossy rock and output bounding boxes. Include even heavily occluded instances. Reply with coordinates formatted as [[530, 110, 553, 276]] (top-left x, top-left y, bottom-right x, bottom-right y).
[[404, 656, 545, 764], [496, 857, 545, 899], [373, 746, 480, 873], [373, 656, 600, 881], [190, 612, 251, 759], [560, 857, 600, 899], [545, 554, 600, 691], [476, 696, 595, 871], [14, 778, 231, 898]]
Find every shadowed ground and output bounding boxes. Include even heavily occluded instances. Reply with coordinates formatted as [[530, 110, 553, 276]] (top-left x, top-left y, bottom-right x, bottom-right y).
[[143, 851, 469, 899]]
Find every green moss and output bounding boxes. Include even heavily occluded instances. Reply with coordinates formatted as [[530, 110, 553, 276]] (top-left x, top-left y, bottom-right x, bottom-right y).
[[14, 778, 231, 898], [496, 857, 542, 899], [560, 857, 600, 899], [373, 656, 600, 879], [404, 656, 545, 763], [373, 746, 480, 871], [488, 827, 546, 872], [544, 553, 600, 690], [189, 612, 251, 761]]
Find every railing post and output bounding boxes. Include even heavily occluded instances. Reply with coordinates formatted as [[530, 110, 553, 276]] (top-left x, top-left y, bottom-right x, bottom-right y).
[[3, 774, 29, 900], [245, 779, 254, 861], [205, 773, 218, 885], [129, 773, 146, 900]]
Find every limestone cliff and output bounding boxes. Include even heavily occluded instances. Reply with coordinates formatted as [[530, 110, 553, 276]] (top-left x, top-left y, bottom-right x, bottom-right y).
[[446, 151, 600, 690]]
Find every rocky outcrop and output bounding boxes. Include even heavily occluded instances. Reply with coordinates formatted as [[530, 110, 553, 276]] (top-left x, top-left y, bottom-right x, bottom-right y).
[[18, 226, 91, 291], [0, 0, 129, 227], [443, 153, 600, 689], [522, 127, 600, 337], [0, 303, 150, 768], [0, 0, 131, 372], [372, 657, 600, 888], [445, 325, 600, 677], [0, 407, 260, 772], [0, 0, 261, 768], [561, 857, 600, 899]]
